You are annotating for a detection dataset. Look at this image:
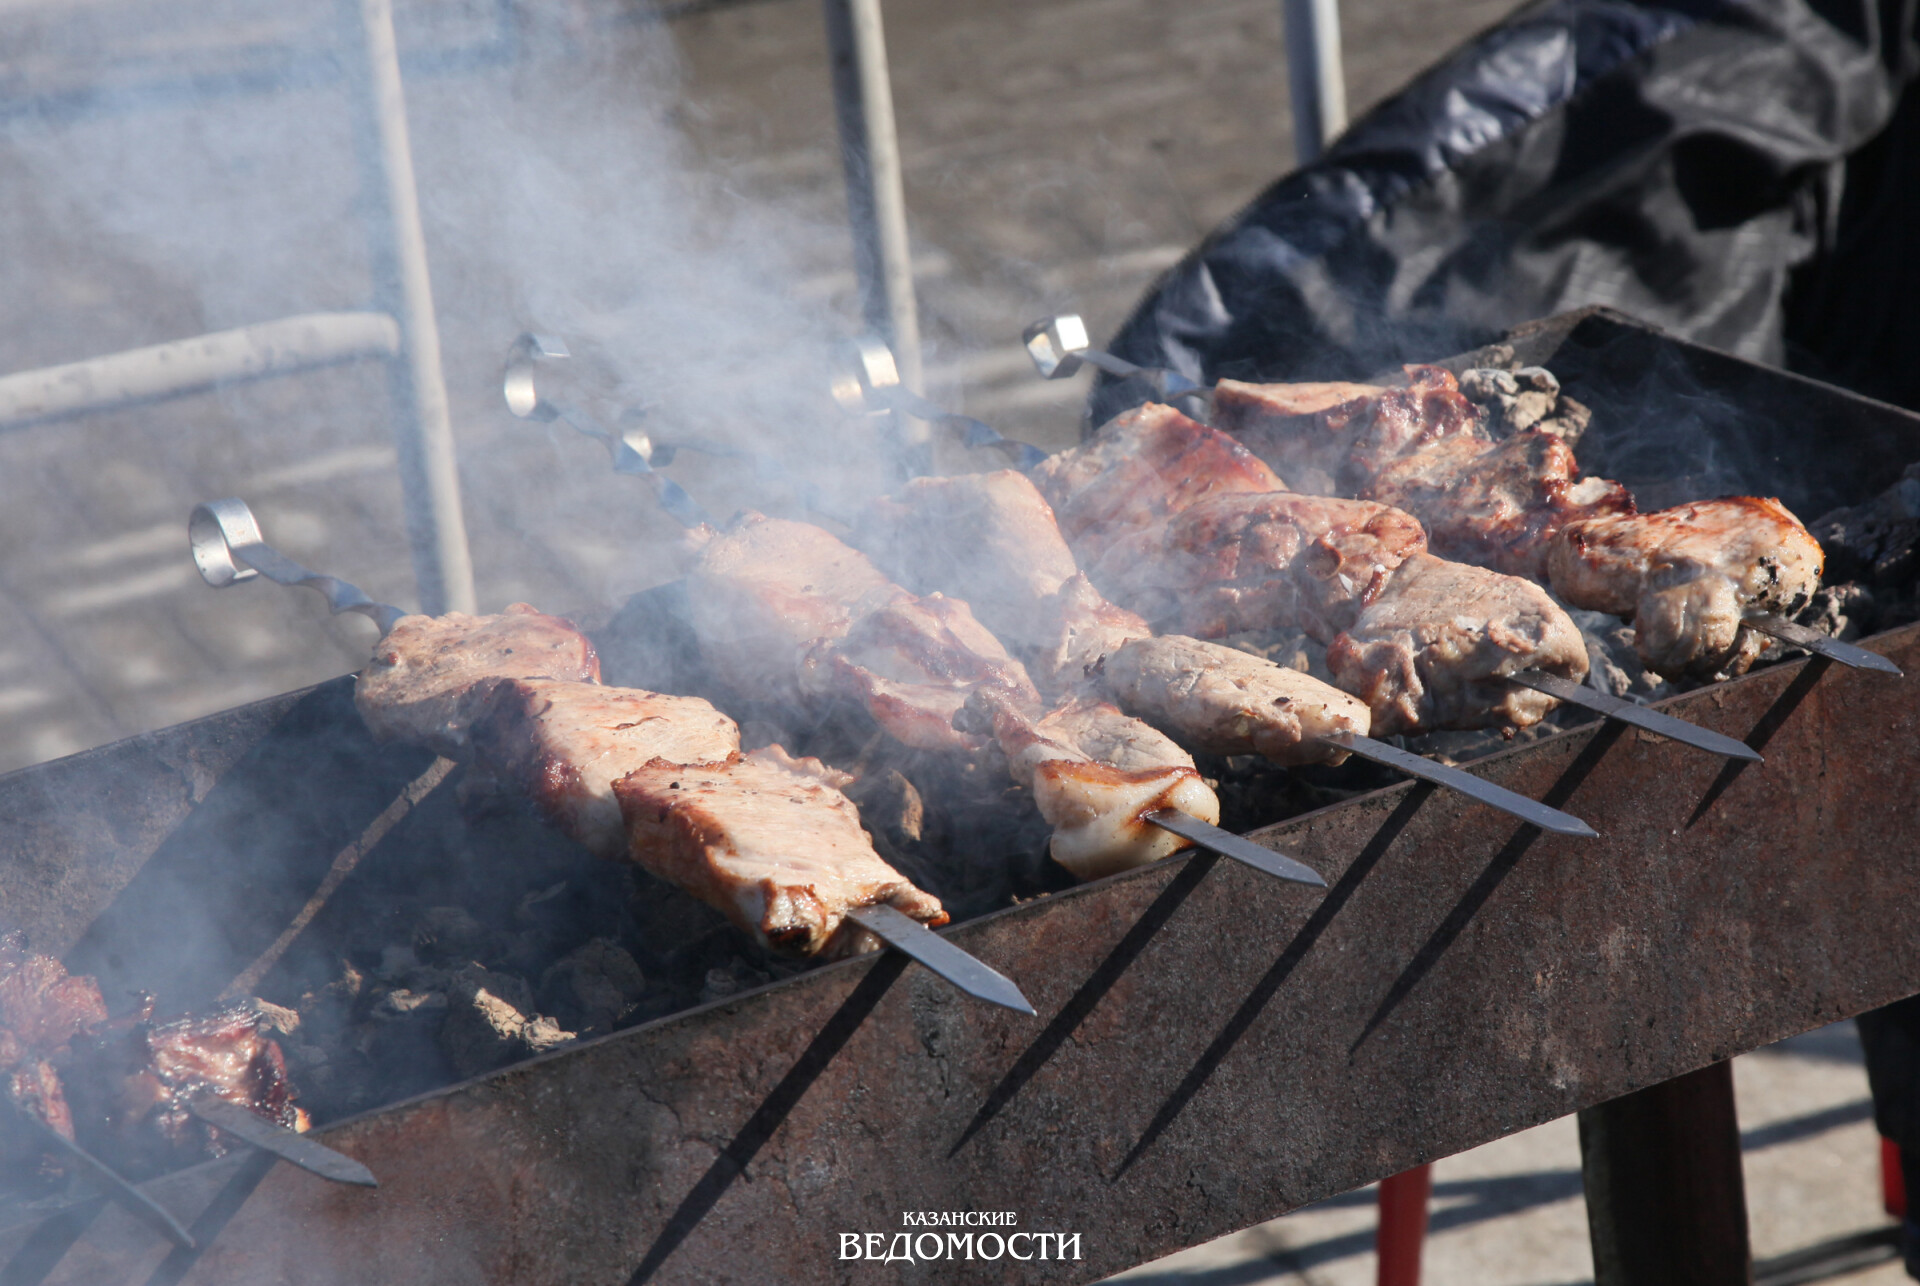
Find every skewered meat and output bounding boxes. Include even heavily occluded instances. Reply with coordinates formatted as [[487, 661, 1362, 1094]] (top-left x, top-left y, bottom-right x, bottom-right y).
[[685, 510, 1215, 874], [1216, 367, 1633, 579], [613, 746, 948, 958], [1041, 405, 1589, 732], [359, 609, 947, 962], [861, 470, 1373, 766], [1215, 366, 1826, 681], [1028, 401, 1284, 542], [856, 471, 1153, 691], [1105, 490, 1428, 641], [1548, 498, 1825, 678], [1328, 553, 1590, 734], [469, 679, 740, 858], [1213, 366, 1484, 493], [686, 513, 1039, 753], [65, 1001, 301, 1180], [1, 937, 106, 1169], [1362, 429, 1634, 581], [683, 513, 895, 708], [1103, 636, 1370, 765], [2, 940, 301, 1187], [970, 692, 1218, 881], [356, 604, 601, 758]]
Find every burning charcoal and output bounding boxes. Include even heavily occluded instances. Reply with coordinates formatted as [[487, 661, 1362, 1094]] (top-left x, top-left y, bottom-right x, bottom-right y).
[[1799, 583, 1876, 643], [698, 959, 771, 1005], [413, 906, 504, 967], [438, 966, 573, 1079], [1813, 464, 1920, 585], [539, 939, 646, 1033], [1457, 365, 1589, 447], [1567, 610, 1666, 700]]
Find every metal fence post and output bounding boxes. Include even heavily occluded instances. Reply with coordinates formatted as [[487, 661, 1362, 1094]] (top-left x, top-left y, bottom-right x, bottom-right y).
[[354, 0, 477, 615], [822, 0, 927, 464], [1283, 0, 1348, 164]]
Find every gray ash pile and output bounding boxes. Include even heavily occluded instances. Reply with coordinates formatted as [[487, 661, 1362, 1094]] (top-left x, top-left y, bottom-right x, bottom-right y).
[[1808, 464, 1920, 641]]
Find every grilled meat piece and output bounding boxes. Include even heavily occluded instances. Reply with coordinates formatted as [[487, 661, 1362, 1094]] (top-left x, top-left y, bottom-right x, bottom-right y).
[[613, 746, 948, 958], [683, 512, 897, 707], [1029, 401, 1285, 542], [470, 679, 741, 858], [1104, 636, 1369, 766], [687, 513, 1039, 753], [863, 471, 1376, 766], [356, 604, 601, 758], [809, 591, 1039, 753], [65, 1001, 301, 1180], [1210, 379, 1387, 493], [973, 692, 1219, 881], [1213, 366, 1485, 493], [1548, 498, 1825, 679], [857, 471, 1154, 691], [1218, 368, 1633, 579], [0, 938, 107, 1181], [1362, 429, 1634, 581], [1, 938, 107, 1064], [1328, 553, 1590, 734], [1107, 490, 1429, 641], [860, 471, 1082, 648]]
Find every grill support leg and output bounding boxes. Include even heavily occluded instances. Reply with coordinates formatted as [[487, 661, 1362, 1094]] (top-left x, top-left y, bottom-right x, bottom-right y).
[[1578, 1059, 1753, 1286]]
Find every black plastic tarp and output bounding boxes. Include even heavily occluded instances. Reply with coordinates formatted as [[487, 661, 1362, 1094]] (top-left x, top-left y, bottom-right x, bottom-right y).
[[1096, 0, 1920, 422]]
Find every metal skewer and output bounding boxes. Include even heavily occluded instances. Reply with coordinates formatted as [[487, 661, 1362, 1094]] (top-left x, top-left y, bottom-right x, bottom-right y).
[[834, 335, 1047, 471], [1507, 670, 1763, 761], [503, 333, 713, 529], [1143, 809, 1327, 886], [12, 1106, 196, 1249], [187, 1098, 378, 1188], [190, 498, 409, 633], [846, 905, 1035, 1014], [1021, 314, 1209, 408], [1318, 730, 1596, 837], [1743, 613, 1904, 675]]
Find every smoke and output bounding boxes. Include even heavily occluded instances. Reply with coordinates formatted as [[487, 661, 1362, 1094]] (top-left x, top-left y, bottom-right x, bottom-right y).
[[0, 0, 894, 774]]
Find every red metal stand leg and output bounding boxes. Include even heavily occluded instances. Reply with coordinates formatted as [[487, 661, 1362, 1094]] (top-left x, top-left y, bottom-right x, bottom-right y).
[[1884, 1137, 1907, 1220], [1376, 1162, 1434, 1286]]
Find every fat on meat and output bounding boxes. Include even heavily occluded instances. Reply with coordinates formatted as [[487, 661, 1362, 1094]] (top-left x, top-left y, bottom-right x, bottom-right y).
[[1328, 553, 1589, 734], [1547, 498, 1824, 679], [356, 604, 600, 758], [613, 746, 947, 958], [1103, 635, 1370, 766], [974, 692, 1220, 881], [469, 679, 741, 859]]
